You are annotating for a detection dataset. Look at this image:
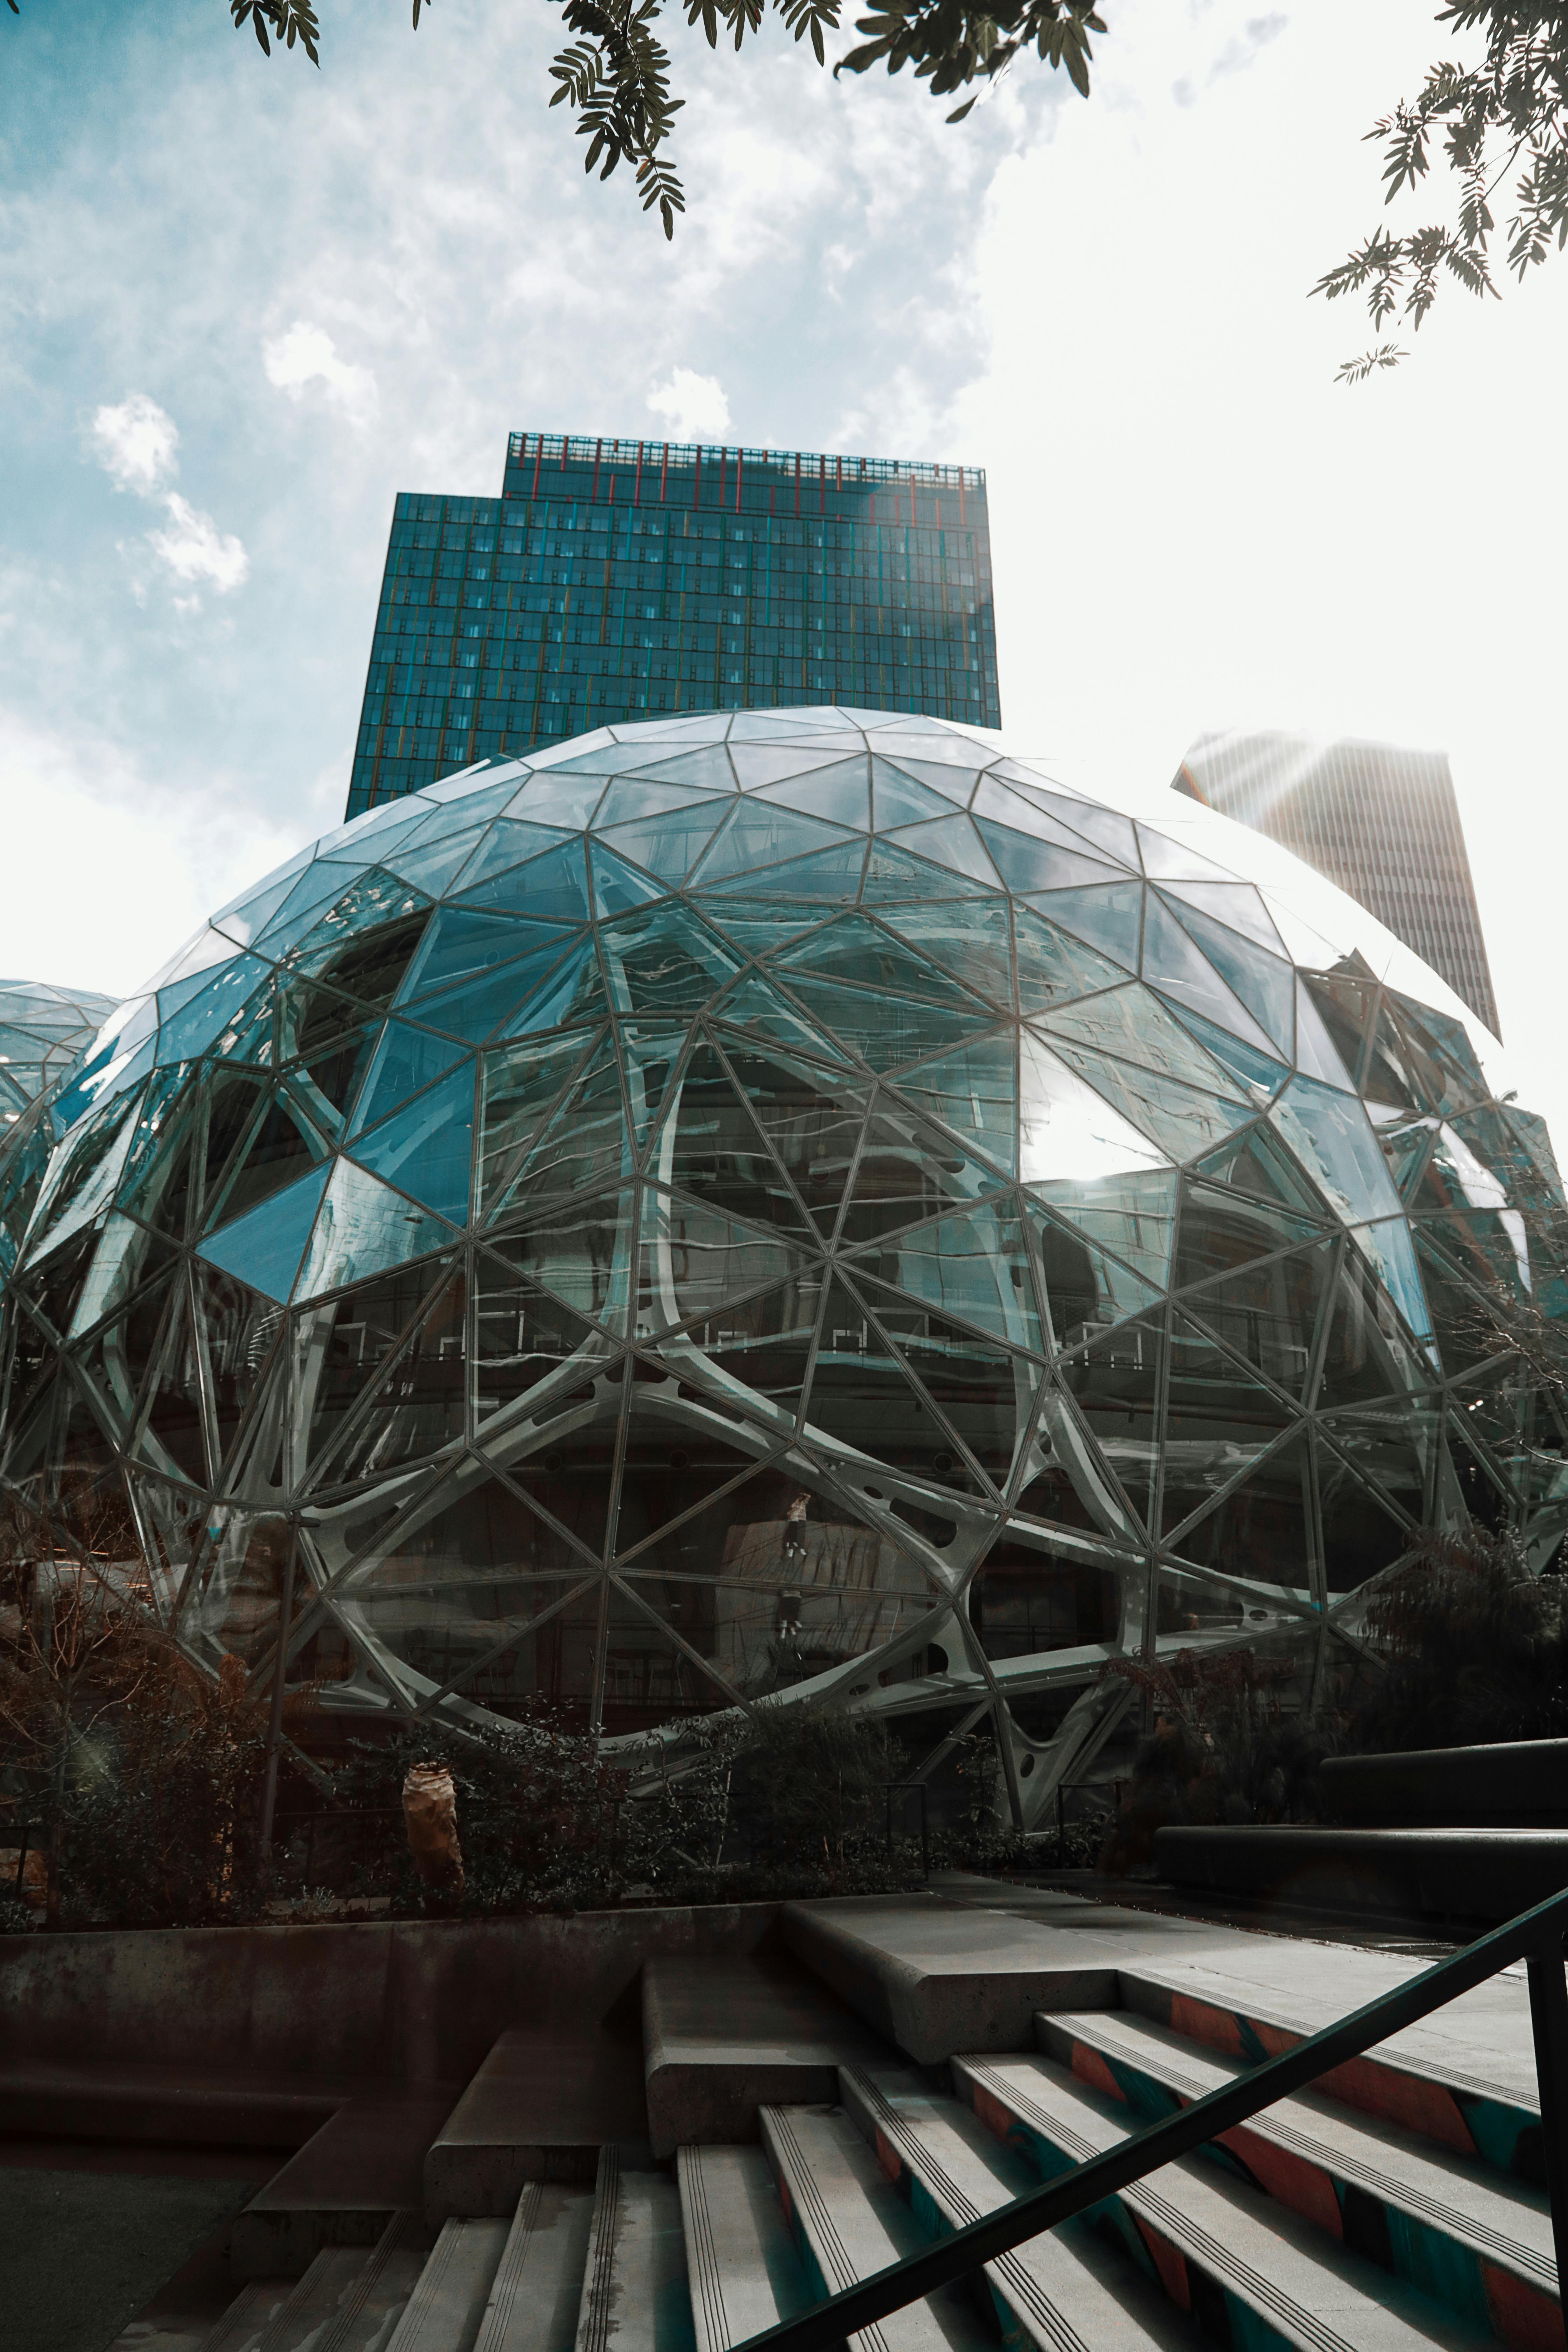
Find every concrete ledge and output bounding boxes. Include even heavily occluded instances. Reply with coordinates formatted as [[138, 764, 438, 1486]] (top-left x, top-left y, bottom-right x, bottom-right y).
[[1154, 1825, 1568, 1920], [0, 2055, 339, 2149], [422, 2026, 647, 2219], [231, 2088, 456, 2277], [783, 1896, 1119, 2064], [1322, 1741, 1568, 1830], [643, 1951, 883, 2157]]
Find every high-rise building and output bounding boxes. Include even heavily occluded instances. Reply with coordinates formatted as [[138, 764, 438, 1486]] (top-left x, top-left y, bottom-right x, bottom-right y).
[[1172, 729, 1500, 1037], [344, 431, 1000, 819]]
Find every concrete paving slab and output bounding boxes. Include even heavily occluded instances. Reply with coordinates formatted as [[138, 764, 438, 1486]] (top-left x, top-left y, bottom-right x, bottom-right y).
[[643, 1951, 884, 2157], [425, 2028, 648, 2219]]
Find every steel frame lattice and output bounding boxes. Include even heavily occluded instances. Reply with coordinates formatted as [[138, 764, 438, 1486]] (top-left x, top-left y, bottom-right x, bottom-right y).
[[1, 709, 1563, 1823]]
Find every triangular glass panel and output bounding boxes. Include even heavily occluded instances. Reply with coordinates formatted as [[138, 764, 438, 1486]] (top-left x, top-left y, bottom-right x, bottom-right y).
[[317, 1268, 468, 1480], [973, 779, 1137, 871], [852, 1200, 1044, 1354], [861, 1280, 1035, 1491], [294, 1253, 456, 1478], [871, 899, 1014, 1012], [29, 1091, 140, 1265], [293, 1022, 381, 1130], [803, 1273, 983, 1497], [192, 1258, 292, 1478], [611, 1423, 779, 1562], [1317, 1418, 1426, 1594], [1316, 1242, 1433, 1409], [719, 1041, 869, 1238], [1025, 1199, 1166, 1335], [877, 813, 1001, 888], [695, 840, 869, 901], [350, 1019, 471, 1137], [1162, 878, 1285, 956], [990, 768, 1141, 866], [403, 906, 567, 1001], [197, 1163, 329, 1304], [453, 837, 595, 923], [598, 902, 741, 1017], [859, 834, 996, 900], [974, 817, 1122, 896], [1269, 1075, 1403, 1226], [592, 776, 729, 825], [253, 857, 365, 950], [709, 973, 858, 1065], [293, 1157, 458, 1303], [1018, 1032, 1169, 1183], [486, 1188, 632, 1333], [1178, 1239, 1333, 1402], [600, 801, 732, 883], [499, 1037, 631, 1210], [13, 1224, 103, 1349], [870, 764, 959, 829], [1411, 1226, 1496, 1378], [154, 956, 271, 1069], [618, 1022, 694, 1154], [503, 1415, 622, 1563], [754, 758, 870, 830], [1174, 1174, 1328, 1290], [1028, 1168, 1178, 1292], [1135, 824, 1236, 884], [408, 938, 583, 1046], [589, 838, 667, 918], [1162, 1006, 1289, 1104], [838, 1106, 1009, 1251], [687, 800, 860, 887], [1037, 983, 1237, 1093], [474, 1244, 610, 1426], [1022, 882, 1142, 973], [380, 821, 491, 900], [1042, 1038, 1253, 1167], [1294, 979, 1359, 1091], [649, 1043, 817, 1242], [621, 744, 739, 797], [636, 1183, 808, 1338], [352, 1059, 476, 1224], [775, 913, 990, 1009], [478, 1030, 600, 1213], [1140, 897, 1279, 1055], [887, 1032, 1017, 1171], [1162, 895, 1295, 1056], [212, 869, 302, 947], [499, 772, 612, 828], [1190, 1120, 1330, 1220], [69, 1213, 176, 1344], [1164, 1427, 1313, 1595], [1384, 1117, 1437, 1204], [291, 870, 434, 964], [1011, 903, 1127, 1013], [776, 977, 990, 1073], [1056, 1314, 1162, 1533], [872, 752, 981, 803], [729, 740, 850, 790], [498, 939, 610, 1040], [1347, 1214, 1436, 1353], [423, 772, 534, 823]]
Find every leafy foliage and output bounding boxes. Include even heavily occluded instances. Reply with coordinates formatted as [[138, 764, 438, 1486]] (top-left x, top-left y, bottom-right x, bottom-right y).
[[1319, 4, 1568, 376], [837, 0, 1104, 123]]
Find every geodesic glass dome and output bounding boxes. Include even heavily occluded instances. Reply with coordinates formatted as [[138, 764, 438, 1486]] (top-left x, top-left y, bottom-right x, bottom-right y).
[[0, 979, 119, 1122], [2, 708, 1564, 1820]]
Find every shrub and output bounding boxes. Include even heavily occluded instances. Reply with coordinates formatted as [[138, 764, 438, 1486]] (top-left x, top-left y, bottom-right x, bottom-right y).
[[1348, 1526, 1568, 1751]]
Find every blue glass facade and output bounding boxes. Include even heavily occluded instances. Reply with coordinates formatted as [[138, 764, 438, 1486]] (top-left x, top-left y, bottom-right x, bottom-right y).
[[345, 433, 1000, 819]]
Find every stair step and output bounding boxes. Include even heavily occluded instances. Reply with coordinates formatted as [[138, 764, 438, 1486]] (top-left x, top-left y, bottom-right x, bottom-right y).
[[427, 2029, 647, 2219], [1034, 2008, 1559, 2351], [253, 2246, 392, 2352], [575, 2145, 695, 2352], [644, 1952, 883, 2158], [1117, 1971, 1544, 2185], [474, 2181, 596, 2352], [760, 2103, 990, 2352], [677, 2144, 814, 2352], [384, 2219, 510, 2352], [954, 2049, 1494, 2352], [198, 2281, 293, 2352], [836, 2061, 1204, 2352]]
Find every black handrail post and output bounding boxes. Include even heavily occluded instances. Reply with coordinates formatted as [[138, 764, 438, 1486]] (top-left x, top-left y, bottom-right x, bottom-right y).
[[1526, 1927, 1568, 2297], [919, 1784, 928, 1881]]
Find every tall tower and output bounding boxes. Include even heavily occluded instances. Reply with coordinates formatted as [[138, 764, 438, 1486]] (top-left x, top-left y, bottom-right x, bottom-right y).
[[1173, 730, 1500, 1037], [346, 431, 1000, 820]]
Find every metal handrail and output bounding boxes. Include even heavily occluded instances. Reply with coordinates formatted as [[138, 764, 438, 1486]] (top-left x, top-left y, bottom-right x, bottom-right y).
[[733, 1880, 1568, 2352]]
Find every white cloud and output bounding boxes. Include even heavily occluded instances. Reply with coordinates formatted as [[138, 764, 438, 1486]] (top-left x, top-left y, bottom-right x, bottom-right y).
[[646, 366, 732, 443], [263, 320, 379, 429], [89, 392, 179, 493], [147, 492, 250, 595]]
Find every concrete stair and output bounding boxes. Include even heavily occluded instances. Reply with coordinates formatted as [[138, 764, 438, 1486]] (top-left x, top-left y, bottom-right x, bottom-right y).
[[154, 1902, 1561, 2352]]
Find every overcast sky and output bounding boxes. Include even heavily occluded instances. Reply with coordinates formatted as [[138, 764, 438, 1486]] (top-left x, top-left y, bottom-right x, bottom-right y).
[[3, 0, 1564, 1140]]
